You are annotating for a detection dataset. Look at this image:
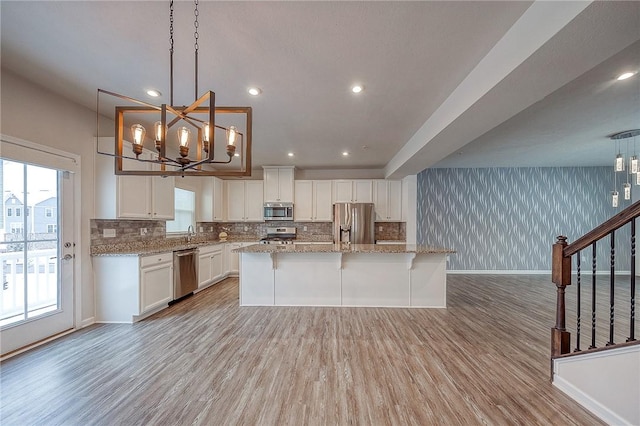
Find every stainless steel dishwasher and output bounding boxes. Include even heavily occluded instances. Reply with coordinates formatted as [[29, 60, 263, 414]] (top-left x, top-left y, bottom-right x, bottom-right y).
[[173, 248, 199, 301]]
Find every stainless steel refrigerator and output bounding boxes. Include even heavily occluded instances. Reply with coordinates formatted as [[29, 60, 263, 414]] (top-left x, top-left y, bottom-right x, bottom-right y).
[[333, 203, 375, 244]]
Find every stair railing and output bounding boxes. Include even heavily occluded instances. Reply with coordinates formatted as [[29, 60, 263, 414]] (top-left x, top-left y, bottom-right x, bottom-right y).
[[551, 200, 639, 358]]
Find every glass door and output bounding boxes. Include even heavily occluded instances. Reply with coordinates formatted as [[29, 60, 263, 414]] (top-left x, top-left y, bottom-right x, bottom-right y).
[[0, 159, 75, 356]]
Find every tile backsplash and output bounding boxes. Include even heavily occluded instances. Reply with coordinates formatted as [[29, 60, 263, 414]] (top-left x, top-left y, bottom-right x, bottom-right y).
[[91, 219, 406, 248]]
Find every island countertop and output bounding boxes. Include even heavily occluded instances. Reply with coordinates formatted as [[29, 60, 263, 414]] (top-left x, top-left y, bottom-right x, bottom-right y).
[[234, 243, 455, 254]]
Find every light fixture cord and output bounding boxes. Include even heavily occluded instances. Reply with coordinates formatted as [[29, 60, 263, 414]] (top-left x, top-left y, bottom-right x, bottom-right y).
[[627, 139, 631, 184], [169, 0, 174, 106], [194, 0, 199, 101]]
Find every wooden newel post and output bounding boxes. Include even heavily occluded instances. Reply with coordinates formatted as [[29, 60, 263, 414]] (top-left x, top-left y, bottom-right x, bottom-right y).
[[551, 235, 572, 357]]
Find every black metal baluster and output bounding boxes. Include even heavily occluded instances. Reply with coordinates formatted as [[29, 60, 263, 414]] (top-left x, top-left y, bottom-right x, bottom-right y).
[[590, 241, 597, 349], [574, 252, 581, 352], [629, 218, 636, 342], [607, 231, 615, 346]]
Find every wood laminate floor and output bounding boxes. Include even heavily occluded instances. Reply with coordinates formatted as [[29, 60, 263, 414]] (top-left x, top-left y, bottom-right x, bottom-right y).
[[0, 275, 618, 425]]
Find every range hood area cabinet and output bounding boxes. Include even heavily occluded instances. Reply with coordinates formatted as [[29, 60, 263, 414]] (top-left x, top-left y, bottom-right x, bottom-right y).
[[199, 176, 224, 222], [225, 180, 264, 222], [94, 138, 175, 220], [263, 166, 294, 203]]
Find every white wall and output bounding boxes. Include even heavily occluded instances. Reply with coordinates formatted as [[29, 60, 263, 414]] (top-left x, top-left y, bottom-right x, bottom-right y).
[[1, 68, 99, 325], [553, 345, 640, 425]]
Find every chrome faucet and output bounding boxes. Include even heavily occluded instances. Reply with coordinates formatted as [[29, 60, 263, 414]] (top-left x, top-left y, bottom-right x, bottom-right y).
[[186, 225, 195, 243]]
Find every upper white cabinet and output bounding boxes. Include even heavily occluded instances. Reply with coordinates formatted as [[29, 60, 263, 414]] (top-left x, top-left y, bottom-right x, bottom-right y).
[[332, 180, 373, 203], [225, 180, 264, 221], [199, 177, 224, 222], [95, 138, 175, 220], [294, 180, 333, 222], [373, 180, 402, 221], [263, 166, 294, 202]]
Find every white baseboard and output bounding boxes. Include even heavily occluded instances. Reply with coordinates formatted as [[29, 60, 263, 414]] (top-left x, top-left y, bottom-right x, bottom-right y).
[[80, 317, 95, 328], [553, 375, 632, 426], [447, 270, 632, 275], [447, 270, 551, 275]]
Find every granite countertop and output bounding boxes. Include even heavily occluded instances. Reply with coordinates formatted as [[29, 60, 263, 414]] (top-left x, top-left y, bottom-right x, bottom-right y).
[[234, 243, 455, 255], [91, 239, 251, 256]]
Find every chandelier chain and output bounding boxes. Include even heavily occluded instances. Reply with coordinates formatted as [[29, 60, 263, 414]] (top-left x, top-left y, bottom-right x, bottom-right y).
[[194, 0, 199, 100], [169, 0, 175, 105], [194, 0, 199, 52]]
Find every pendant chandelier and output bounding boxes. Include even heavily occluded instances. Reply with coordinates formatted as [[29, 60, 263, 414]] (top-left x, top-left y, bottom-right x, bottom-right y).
[[610, 129, 640, 207], [96, 0, 252, 177]]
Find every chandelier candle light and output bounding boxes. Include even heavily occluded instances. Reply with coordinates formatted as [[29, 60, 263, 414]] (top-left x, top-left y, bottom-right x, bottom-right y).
[[611, 129, 640, 207], [96, 0, 252, 177]]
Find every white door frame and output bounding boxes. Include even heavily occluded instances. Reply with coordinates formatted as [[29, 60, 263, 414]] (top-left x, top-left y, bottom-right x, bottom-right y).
[[0, 134, 82, 355]]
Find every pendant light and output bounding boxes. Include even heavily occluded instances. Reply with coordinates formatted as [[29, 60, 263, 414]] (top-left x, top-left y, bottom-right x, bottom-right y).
[[96, 0, 253, 177]]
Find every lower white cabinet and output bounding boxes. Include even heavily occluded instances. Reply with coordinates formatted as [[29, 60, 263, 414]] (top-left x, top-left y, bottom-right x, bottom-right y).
[[140, 253, 174, 313], [94, 251, 173, 323], [225, 242, 255, 275], [198, 244, 224, 288]]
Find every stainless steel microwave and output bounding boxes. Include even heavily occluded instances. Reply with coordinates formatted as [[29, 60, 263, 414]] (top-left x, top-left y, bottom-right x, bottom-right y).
[[264, 202, 294, 221]]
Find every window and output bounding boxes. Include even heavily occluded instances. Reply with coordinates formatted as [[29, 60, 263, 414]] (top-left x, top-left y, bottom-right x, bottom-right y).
[[166, 188, 195, 233], [7, 208, 12, 217], [16, 208, 21, 217], [47, 224, 57, 233], [45, 208, 53, 218]]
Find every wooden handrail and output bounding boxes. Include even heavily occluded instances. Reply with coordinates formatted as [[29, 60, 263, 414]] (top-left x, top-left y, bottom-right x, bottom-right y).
[[564, 200, 640, 257], [551, 199, 640, 362]]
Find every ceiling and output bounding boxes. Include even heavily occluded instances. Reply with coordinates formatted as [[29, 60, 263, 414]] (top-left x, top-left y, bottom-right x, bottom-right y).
[[1, 1, 639, 178]]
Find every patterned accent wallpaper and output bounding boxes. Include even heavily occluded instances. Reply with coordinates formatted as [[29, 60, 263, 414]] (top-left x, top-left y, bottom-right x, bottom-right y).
[[417, 167, 633, 271]]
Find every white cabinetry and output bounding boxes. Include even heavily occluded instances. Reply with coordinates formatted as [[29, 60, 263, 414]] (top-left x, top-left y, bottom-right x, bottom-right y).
[[294, 180, 333, 221], [263, 166, 294, 202], [225, 180, 264, 221], [332, 180, 373, 203], [94, 251, 173, 323], [373, 180, 402, 221], [198, 244, 224, 288], [199, 177, 224, 222], [140, 253, 174, 313], [225, 242, 254, 275], [95, 138, 175, 220]]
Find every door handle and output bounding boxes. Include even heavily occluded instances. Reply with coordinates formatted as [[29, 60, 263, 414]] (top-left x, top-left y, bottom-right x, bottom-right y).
[[63, 254, 73, 261]]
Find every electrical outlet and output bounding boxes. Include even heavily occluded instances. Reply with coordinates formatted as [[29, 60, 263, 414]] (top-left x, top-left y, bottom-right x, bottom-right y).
[[199, 226, 203, 233], [446, 255, 450, 262], [244, 226, 248, 232], [140, 228, 148, 236], [379, 226, 383, 232], [303, 226, 308, 231], [103, 229, 116, 238]]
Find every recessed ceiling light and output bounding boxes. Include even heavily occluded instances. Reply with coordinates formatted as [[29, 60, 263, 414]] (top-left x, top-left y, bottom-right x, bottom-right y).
[[617, 71, 637, 81], [342, 151, 349, 156], [351, 85, 363, 94], [287, 152, 294, 157], [146, 89, 162, 97], [248, 87, 262, 96]]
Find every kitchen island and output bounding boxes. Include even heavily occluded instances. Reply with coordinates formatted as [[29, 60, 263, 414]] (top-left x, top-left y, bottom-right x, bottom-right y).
[[234, 243, 455, 308]]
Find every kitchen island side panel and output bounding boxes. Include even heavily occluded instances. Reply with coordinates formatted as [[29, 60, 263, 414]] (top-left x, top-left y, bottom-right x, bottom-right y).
[[274, 252, 341, 306], [341, 253, 411, 307], [410, 254, 447, 307], [239, 253, 275, 305]]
